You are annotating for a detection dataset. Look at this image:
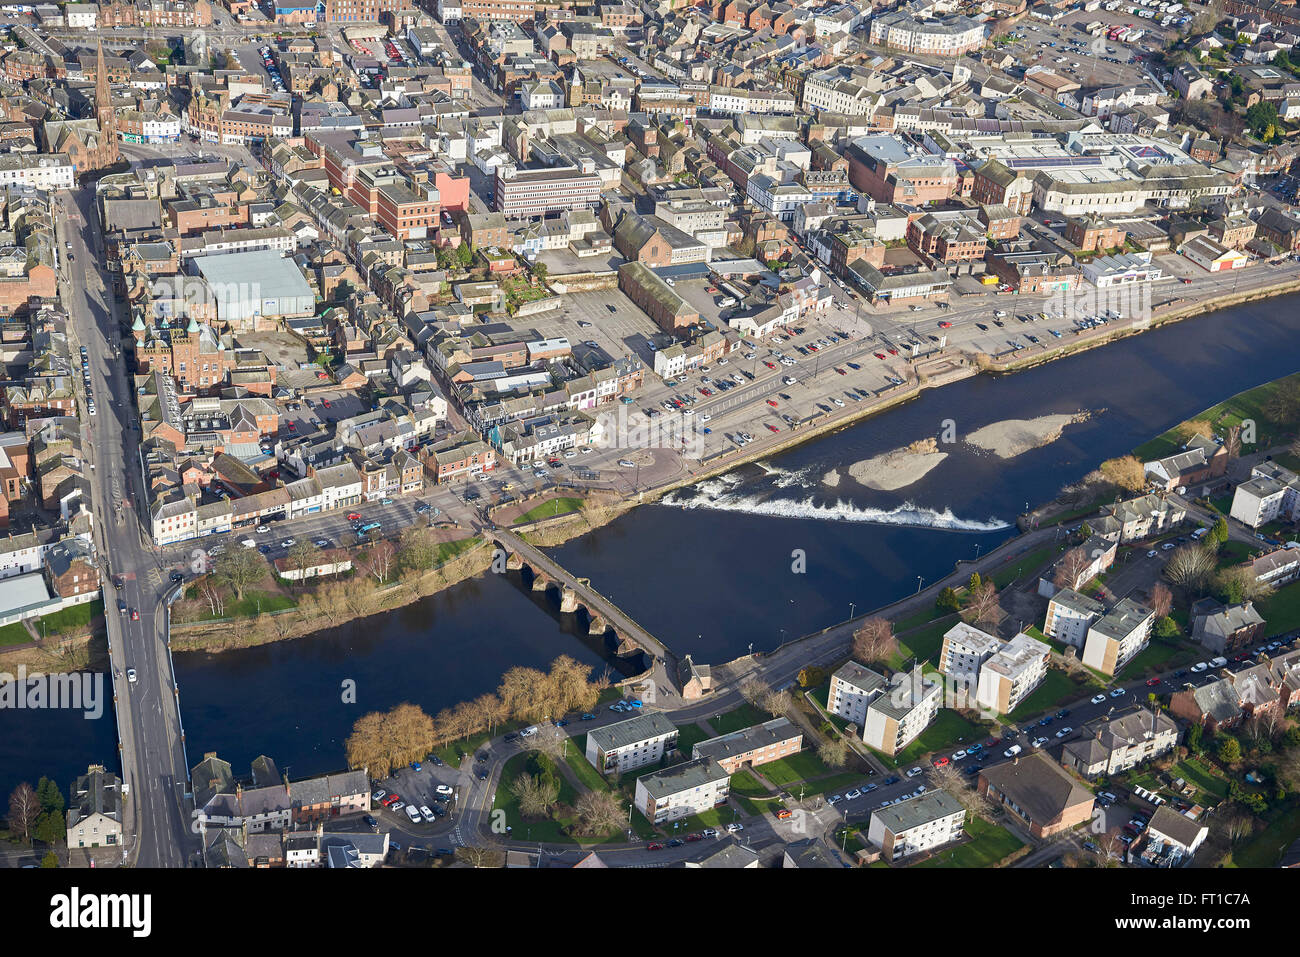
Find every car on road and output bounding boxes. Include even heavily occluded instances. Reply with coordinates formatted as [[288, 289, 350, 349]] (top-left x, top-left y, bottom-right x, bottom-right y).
[[347, 513, 361, 521], [1145, 677, 1161, 687], [1031, 736, 1049, 748], [938, 320, 952, 328], [647, 842, 665, 851], [882, 776, 900, 785], [701, 828, 718, 838], [1090, 693, 1107, 704], [410, 761, 422, 771], [130, 608, 139, 621], [905, 766, 923, 777], [363, 814, 379, 831], [280, 538, 296, 548], [1109, 688, 1126, 698], [1056, 710, 1069, 719], [828, 794, 843, 805], [618, 459, 636, 468], [419, 805, 437, 823], [725, 823, 743, 833], [118, 600, 127, 615], [845, 788, 862, 800], [257, 525, 270, 533], [580, 712, 596, 720], [126, 669, 137, 683]]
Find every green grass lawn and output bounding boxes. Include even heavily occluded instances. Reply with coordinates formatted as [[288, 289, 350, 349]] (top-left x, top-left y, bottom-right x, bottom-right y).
[[911, 814, 1024, 868], [889, 617, 956, 670], [1008, 670, 1085, 721], [433, 538, 480, 564], [894, 606, 941, 632], [708, 703, 768, 735], [515, 497, 583, 524], [193, 589, 297, 622], [1025, 624, 1072, 656], [989, 545, 1060, 589], [1208, 493, 1234, 516], [38, 599, 104, 635], [1172, 757, 1228, 801], [562, 744, 609, 794], [1116, 638, 1195, 680], [730, 769, 775, 817], [0, 621, 29, 646], [1232, 803, 1300, 868], [895, 709, 984, 765], [1134, 372, 1300, 463], [1257, 580, 1300, 637], [1216, 540, 1255, 568], [753, 751, 836, 789], [492, 752, 582, 844], [673, 723, 710, 757]]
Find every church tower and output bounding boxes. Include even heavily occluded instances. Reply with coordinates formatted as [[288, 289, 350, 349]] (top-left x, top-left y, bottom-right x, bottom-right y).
[[94, 41, 120, 169]]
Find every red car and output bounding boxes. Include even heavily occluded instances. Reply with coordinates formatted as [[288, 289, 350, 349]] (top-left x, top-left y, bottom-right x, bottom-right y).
[[1145, 678, 1161, 687], [766, 423, 780, 433], [938, 320, 952, 329], [647, 842, 665, 851], [835, 367, 847, 375], [776, 808, 793, 819], [764, 361, 776, 369], [316, 371, 329, 380], [807, 344, 819, 352], [322, 399, 331, 409], [130, 608, 139, 621], [702, 388, 713, 396], [933, 756, 950, 767], [381, 793, 400, 807], [1180, 278, 1193, 284], [685, 833, 704, 842], [874, 352, 886, 360], [767, 399, 778, 407], [887, 348, 898, 355], [347, 512, 361, 521]]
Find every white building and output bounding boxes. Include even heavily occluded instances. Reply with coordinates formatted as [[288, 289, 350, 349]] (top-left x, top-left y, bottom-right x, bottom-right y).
[[827, 659, 887, 727], [867, 790, 966, 861], [976, 632, 1051, 714], [1230, 462, 1300, 529], [584, 712, 678, 775], [634, 758, 730, 825]]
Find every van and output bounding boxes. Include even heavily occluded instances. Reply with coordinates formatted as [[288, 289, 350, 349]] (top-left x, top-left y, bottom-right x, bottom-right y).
[[241, 538, 257, 549], [519, 725, 539, 737], [1191, 527, 1208, 539], [1209, 656, 1228, 668]]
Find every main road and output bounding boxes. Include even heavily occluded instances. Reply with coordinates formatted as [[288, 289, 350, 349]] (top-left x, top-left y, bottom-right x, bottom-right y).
[[55, 185, 193, 868]]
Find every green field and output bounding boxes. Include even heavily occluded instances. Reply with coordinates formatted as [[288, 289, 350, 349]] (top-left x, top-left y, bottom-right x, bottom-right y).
[[674, 723, 710, 756], [912, 814, 1024, 868], [1133, 371, 1300, 462], [1257, 581, 1300, 636], [988, 545, 1061, 589], [895, 709, 985, 766], [889, 618, 956, 671], [753, 751, 837, 789], [708, 703, 768, 735], [1232, 804, 1300, 868], [433, 538, 480, 564], [38, 599, 104, 635], [1116, 638, 1195, 680], [515, 497, 583, 524], [492, 752, 583, 844], [0, 621, 30, 646], [1008, 670, 1084, 721]]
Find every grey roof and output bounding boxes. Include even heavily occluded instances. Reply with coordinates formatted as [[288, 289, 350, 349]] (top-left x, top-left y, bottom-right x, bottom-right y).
[[1147, 805, 1206, 850], [638, 757, 729, 800], [832, 660, 887, 695], [872, 789, 964, 834], [981, 752, 1095, 825], [693, 717, 801, 764], [587, 712, 678, 753], [291, 769, 370, 808]]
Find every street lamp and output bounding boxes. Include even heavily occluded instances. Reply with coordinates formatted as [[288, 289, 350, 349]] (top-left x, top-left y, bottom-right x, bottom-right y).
[[916, 575, 924, 594]]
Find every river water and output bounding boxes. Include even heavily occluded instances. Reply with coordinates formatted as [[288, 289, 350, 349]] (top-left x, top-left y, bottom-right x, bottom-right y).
[[4, 294, 1300, 794]]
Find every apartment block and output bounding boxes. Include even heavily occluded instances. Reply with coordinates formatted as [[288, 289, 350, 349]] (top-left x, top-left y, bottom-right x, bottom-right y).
[[692, 717, 803, 774], [862, 668, 942, 757], [827, 659, 887, 727], [1230, 462, 1300, 529], [976, 632, 1050, 715], [939, 621, 1002, 681], [1044, 587, 1107, 649], [584, 712, 678, 775], [1082, 597, 1154, 677], [634, 758, 730, 825], [867, 790, 966, 861]]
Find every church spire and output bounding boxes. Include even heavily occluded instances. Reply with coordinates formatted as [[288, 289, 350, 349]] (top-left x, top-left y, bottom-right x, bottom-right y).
[[95, 41, 120, 169]]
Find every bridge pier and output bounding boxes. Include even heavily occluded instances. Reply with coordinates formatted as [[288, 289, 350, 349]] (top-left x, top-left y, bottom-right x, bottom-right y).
[[560, 587, 579, 614], [587, 613, 609, 636], [615, 636, 640, 656], [506, 552, 524, 572], [531, 571, 550, 592]]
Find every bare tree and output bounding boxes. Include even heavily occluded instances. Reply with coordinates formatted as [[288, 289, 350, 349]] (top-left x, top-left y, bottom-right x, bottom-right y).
[[1054, 548, 1092, 590], [852, 617, 898, 666], [357, 541, 397, 584], [760, 688, 793, 717], [510, 772, 561, 818], [1163, 544, 1216, 593], [966, 580, 1001, 626], [7, 782, 39, 843], [398, 527, 437, 574], [739, 677, 772, 708], [928, 764, 994, 817], [1149, 582, 1173, 619], [574, 790, 624, 836], [1223, 424, 1243, 460], [456, 843, 506, 868], [1099, 455, 1147, 491], [287, 540, 316, 581], [197, 578, 225, 618], [818, 736, 849, 769], [214, 548, 265, 601]]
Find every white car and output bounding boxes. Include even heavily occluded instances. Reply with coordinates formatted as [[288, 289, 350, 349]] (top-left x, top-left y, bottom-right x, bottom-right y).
[[827, 794, 842, 805], [1031, 737, 1049, 748], [257, 525, 270, 533], [241, 538, 257, 549], [1003, 744, 1022, 758], [1147, 550, 1158, 558], [280, 538, 296, 548], [725, 823, 743, 833], [126, 669, 137, 683], [563, 450, 577, 458], [1191, 662, 1208, 672], [519, 726, 539, 737], [618, 460, 636, 468], [1055, 727, 1073, 738], [419, 805, 437, 823], [405, 805, 422, 823], [951, 750, 967, 760], [700, 413, 711, 422], [1090, 694, 1107, 704], [434, 784, 454, 796], [905, 766, 922, 777]]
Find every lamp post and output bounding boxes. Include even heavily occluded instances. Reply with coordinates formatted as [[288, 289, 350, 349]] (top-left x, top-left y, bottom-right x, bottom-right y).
[[916, 575, 924, 594]]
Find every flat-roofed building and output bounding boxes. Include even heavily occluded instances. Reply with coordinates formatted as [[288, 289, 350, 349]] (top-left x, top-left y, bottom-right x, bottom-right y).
[[977, 632, 1050, 715], [867, 789, 966, 861], [863, 668, 942, 757], [939, 621, 1002, 680], [584, 712, 678, 775], [633, 757, 730, 825], [827, 659, 886, 727], [1082, 597, 1154, 677]]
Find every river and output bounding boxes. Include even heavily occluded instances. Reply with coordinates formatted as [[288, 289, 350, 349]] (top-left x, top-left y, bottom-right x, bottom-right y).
[[3, 293, 1299, 795]]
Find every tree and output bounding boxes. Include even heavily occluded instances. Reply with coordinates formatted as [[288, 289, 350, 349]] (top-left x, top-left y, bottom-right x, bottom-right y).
[[214, 548, 265, 601], [1099, 455, 1147, 491], [573, 790, 623, 836], [1187, 722, 1204, 754], [40, 851, 58, 868], [852, 617, 897, 666], [1150, 582, 1173, 619], [1163, 544, 1216, 593], [935, 587, 961, 614], [965, 580, 1001, 626], [531, 261, 549, 285], [1264, 380, 1300, 426], [1209, 516, 1229, 549], [357, 540, 397, 583], [1217, 734, 1242, 764], [1176, 419, 1214, 442], [1214, 565, 1266, 605], [345, 703, 436, 779], [968, 572, 982, 592], [1155, 616, 1180, 639], [455, 241, 474, 269], [1079, 521, 1094, 540], [1054, 547, 1092, 590], [456, 844, 506, 868], [797, 665, 825, 689], [760, 688, 793, 717], [739, 677, 772, 708], [1224, 424, 1243, 460], [397, 527, 438, 574], [197, 578, 225, 618], [511, 771, 560, 818], [818, 737, 849, 768], [7, 782, 39, 843], [286, 540, 315, 581]]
